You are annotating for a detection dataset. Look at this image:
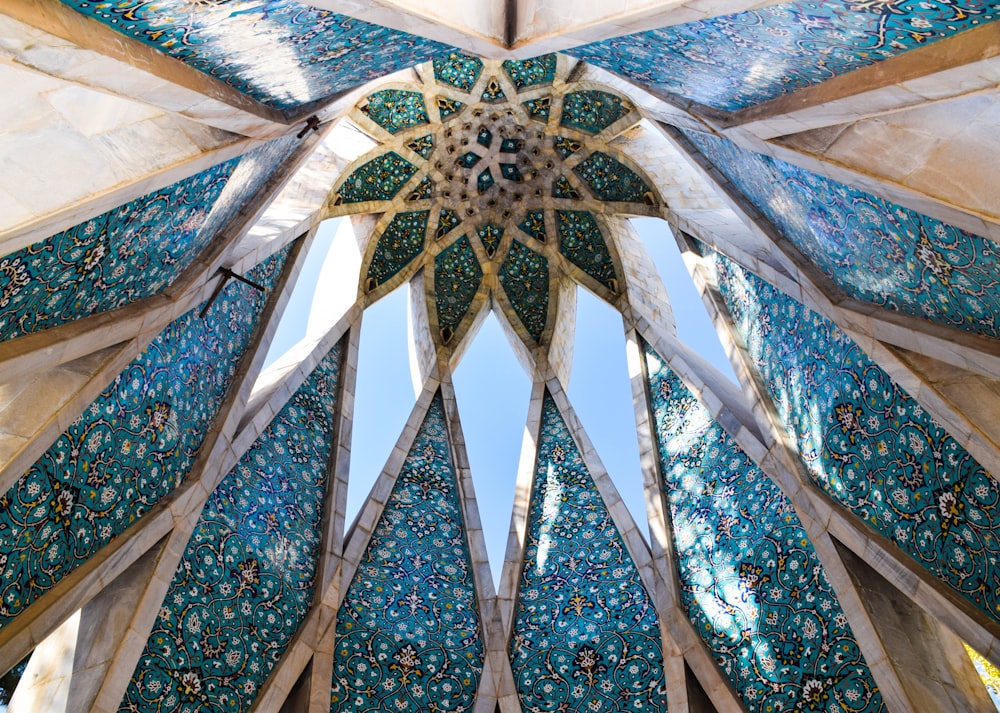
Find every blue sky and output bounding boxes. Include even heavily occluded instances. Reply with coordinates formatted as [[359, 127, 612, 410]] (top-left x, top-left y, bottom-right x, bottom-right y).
[[266, 216, 736, 585]]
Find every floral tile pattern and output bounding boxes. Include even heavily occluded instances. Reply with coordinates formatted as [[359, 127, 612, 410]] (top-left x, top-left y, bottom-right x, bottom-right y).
[[710, 247, 1000, 625], [433, 53, 484, 91], [0, 249, 289, 627], [0, 137, 297, 344], [331, 393, 484, 713], [502, 55, 558, 89], [334, 152, 418, 205], [499, 241, 549, 342], [642, 340, 884, 713], [568, 1, 1000, 111], [557, 211, 616, 291], [559, 91, 631, 134], [120, 336, 343, 713], [573, 152, 652, 204], [59, 0, 453, 110], [435, 236, 483, 340], [362, 90, 430, 134], [510, 392, 667, 713], [367, 211, 429, 289], [686, 130, 1000, 339]]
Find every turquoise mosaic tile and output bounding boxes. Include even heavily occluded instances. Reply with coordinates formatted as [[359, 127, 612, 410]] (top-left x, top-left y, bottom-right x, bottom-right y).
[[367, 211, 430, 289], [574, 152, 652, 204], [554, 136, 583, 159], [331, 393, 484, 713], [406, 135, 435, 159], [120, 336, 343, 713], [500, 163, 523, 183], [523, 98, 552, 122], [568, 1, 1000, 111], [499, 241, 548, 342], [685, 129, 1000, 339], [476, 224, 504, 259], [556, 211, 616, 291], [436, 209, 463, 239], [435, 236, 483, 338], [500, 138, 523, 153], [437, 97, 466, 120], [710, 248, 1000, 625], [457, 151, 482, 169], [502, 55, 558, 89], [0, 249, 289, 627], [518, 211, 547, 243], [433, 52, 484, 91], [363, 89, 430, 134], [560, 91, 630, 134], [0, 137, 297, 343], [643, 339, 884, 713], [408, 176, 433, 201], [334, 152, 417, 204], [477, 126, 494, 148], [477, 169, 495, 194], [553, 175, 581, 199], [510, 392, 667, 713], [59, 1, 453, 110], [481, 77, 507, 103]]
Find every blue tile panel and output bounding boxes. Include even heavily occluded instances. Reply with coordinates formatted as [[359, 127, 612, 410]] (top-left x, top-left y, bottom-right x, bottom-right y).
[[502, 55, 558, 89], [407, 135, 435, 159], [435, 236, 483, 335], [433, 53, 484, 91], [642, 340, 885, 713], [554, 136, 583, 160], [120, 336, 343, 713], [574, 152, 652, 204], [476, 224, 504, 258], [568, 1, 1000, 111], [0, 137, 297, 344], [481, 77, 507, 103], [363, 90, 430, 134], [519, 211, 547, 243], [335, 152, 418, 204], [510, 392, 667, 713], [556, 210, 617, 291], [710, 247, 1000, 625], [0, 249, 289, 627], [553, 176, 581, 199], [523, 98, 552, 122], [367, 211, 430, 288], [560, 91, 631, 134], [331, 393, 484, 713], [499, 241, 549, 342], [60, 1, 453, 110], [685, 129, 1000, 339], [437, 209, 463, 238], [437, 97, 465, 121]]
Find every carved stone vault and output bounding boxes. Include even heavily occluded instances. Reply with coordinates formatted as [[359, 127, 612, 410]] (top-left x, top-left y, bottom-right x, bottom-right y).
[[2, 3, 1000, 713]]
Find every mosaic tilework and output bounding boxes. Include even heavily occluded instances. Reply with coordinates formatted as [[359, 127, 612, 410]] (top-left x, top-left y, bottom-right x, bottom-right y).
[[560, 91, 631, 135], [363, 90, 430, 134], [0, 137, 296, 344], [501, 163, 523, 183], [407, 135, 435, 159], [502, 55, 558, 90], [331, 393, 484, 713], [553, 176, 581, 200], [481, 77, 507, 103], [435, 236, 483, 337], [556, 211, 616, 291], [0, 250, 288, 627], [437, 209, 463, 238], [477, 126, 494, 149], [477, 169, 495, 194], [510, 393, 667, 713], [685, 130, 1000, 339], [499, 241, 549, 342], [120, 337, 343, 713], [523, 98, 552, 122], [433, 53, 484, 91], [519, 212, 547, 243], [642, 341, 884, 713], [710, 248, 1000, 625], [554, 137, 583, 160], [367, 212, 430, 289], [60, 1, 453, 110], [568, 1, 1000, 111], [437, 97, 465, 121], [574, 152, 652, 204], [409, 176, 433, 201], [334, 152, 417, 205], [458, 151, 483, 169], [476, 224, 504, 259]]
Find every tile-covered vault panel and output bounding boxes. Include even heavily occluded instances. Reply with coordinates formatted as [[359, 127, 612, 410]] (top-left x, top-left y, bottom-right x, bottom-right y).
[[58, 1, 454, 110], [333, 54, 650, 356], [0, 137, 298, 344], [120, 335, 344, 713], [331, 393, 484, 713], [510, 392, 667, 713], [710, 247, 1000, 626], [568, 1, 1000, 112], [642, 339, 884, 713], [685, 130, 1000, 340], [0, 249, 289, 627]]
